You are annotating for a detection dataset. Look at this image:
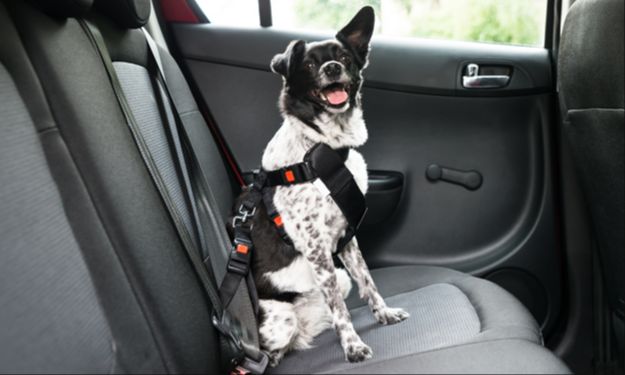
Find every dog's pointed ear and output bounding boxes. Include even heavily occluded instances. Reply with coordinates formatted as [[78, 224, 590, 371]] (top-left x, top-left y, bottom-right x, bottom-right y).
[[270, 40, 306, 78], [336, 6, 375, 67]]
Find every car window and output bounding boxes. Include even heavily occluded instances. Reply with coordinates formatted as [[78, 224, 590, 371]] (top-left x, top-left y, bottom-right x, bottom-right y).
[[196, 0, 549, 47]]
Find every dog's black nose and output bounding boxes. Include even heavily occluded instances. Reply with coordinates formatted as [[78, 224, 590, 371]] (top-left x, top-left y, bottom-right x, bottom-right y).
[[323, 62, 342, 78]]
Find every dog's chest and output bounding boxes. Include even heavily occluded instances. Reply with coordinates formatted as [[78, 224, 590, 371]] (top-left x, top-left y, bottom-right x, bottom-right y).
[[271, 151, 367, 248]]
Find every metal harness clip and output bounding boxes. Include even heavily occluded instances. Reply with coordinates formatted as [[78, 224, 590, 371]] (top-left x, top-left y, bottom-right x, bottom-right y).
[[232, 204, 257, 227]]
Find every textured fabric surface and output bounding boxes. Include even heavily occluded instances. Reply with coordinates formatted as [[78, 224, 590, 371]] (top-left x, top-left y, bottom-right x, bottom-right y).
[[114, 61, 195, 246], [565, 109, 625, 317], [558, 0, 624, 112], [331, 339, 570, 374], [272, 284, 481, 374], [0, 63, 115, 373], [12, 5, 220, 371], [347, 266, 541, 343], [0, 6, 166, 372]]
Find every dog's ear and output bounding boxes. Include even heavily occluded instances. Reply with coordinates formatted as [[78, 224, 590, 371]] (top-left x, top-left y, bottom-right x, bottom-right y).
[[270, 40, 306, 78], [336, 6, 375, 68]]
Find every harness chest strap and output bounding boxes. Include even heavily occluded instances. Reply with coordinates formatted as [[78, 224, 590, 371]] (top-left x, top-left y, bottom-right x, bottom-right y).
[[219, 144, 367, 315], [263, 144, 367, 244]]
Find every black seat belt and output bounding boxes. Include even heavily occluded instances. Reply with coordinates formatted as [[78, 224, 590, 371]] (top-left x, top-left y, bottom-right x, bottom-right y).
[[78, 20, 266, 374], [141, 28, 266, 374]]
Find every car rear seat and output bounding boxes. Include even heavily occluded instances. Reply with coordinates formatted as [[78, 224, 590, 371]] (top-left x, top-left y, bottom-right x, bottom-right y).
[[0, 0, 570, 373]]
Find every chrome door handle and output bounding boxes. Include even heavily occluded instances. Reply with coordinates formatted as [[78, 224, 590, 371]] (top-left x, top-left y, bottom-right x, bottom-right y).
[[462, 63, 510, 89]]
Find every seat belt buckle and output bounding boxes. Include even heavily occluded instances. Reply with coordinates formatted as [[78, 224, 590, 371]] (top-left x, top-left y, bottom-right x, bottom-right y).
[[238, 351, 269, 375], [213, 311, 269, 375]]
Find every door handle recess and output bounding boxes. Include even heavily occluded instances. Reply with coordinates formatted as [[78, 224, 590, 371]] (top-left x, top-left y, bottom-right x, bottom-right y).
[[426, 164, 483, 190], [462, 63, 510, 89]]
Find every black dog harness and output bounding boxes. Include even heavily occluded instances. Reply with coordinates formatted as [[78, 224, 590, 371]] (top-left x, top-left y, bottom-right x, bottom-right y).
[[219, 143, 367, 308]]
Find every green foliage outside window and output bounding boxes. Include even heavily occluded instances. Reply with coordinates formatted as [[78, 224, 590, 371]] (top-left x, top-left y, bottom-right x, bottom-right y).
[[291, 0, 546, 46]]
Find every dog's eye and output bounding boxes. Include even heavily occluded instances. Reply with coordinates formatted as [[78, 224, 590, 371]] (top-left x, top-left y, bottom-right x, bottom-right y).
[[305, 62, 316, 71], [339, 55, 351, 65]]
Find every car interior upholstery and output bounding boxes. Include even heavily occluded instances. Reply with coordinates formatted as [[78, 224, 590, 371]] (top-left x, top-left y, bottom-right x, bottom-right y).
[[0, 0, 622, 373]]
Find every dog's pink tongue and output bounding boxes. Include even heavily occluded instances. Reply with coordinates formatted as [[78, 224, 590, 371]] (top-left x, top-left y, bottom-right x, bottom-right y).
[[326, 88, 348, 105]]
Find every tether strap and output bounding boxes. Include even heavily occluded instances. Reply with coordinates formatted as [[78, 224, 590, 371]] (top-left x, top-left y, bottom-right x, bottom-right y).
[[262, 187, 291, 244], [219, 187, 261, 309]]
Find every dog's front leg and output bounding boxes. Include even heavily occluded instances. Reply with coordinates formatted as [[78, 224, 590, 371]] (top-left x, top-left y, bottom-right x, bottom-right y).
[[304, 245, 372, 362], [339, 239, 409, 325]]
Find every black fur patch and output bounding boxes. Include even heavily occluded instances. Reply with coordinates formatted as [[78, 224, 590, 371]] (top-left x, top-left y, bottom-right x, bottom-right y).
[[260, 291, 301, 304], [230, 188, 301, 300]]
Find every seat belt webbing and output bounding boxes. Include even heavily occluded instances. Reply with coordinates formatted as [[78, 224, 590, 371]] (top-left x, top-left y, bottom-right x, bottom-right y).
[[79, 20, 268, 373], [141, 28, 266, 373], [78, 19, 224, 314]]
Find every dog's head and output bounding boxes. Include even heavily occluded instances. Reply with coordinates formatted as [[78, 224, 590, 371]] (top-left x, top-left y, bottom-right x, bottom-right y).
[[271, 6, 374, 119]]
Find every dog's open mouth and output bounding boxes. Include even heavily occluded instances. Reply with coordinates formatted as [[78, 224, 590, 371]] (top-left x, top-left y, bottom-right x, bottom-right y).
[[316, 82, 350, 107]]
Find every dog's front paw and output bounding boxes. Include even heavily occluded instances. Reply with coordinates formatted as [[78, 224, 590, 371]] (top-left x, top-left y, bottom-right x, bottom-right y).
[[344, 340, 373, 362], [374, 307, 410, 325]]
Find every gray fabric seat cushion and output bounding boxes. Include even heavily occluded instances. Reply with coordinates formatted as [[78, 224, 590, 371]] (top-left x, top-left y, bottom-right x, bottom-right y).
[[329, 339, 570, 374], [271, 265, 560, 374], [347, 266, 542, 343]]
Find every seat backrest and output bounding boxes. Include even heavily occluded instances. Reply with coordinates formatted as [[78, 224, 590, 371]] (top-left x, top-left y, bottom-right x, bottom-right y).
[[558, 0, 624, 350], [0, 2, 169, 372], [2, 0, 234, 372]]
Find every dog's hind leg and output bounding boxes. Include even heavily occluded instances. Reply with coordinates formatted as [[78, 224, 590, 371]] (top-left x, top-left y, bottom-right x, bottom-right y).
[[338, 238, 409, 325], [291, 290, 333, 350], [258, 299, 298, 367]]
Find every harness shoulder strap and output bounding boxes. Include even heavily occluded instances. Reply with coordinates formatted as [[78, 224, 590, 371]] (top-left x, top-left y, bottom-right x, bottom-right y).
[[305, 143, 368, 234], [261, 144, 367, 253]]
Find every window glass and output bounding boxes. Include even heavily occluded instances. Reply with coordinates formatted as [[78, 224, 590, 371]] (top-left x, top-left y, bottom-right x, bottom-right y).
[[196, 0, 548, 47], [272, 0, 547, 46]]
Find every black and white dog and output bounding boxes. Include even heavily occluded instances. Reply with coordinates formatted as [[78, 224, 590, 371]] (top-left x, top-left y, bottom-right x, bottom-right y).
[[239, 6, 409, 366]]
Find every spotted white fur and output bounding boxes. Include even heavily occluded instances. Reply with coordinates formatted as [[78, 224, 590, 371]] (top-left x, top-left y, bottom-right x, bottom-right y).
[[256, 7, 408, 366], [258, 81, 408, 366]]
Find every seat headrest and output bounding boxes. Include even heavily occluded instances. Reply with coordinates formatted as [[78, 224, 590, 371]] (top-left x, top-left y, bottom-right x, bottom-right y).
[[94, 0, 151, 29], [28, 0, 93, 18], [558, 0, 624, 111]]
